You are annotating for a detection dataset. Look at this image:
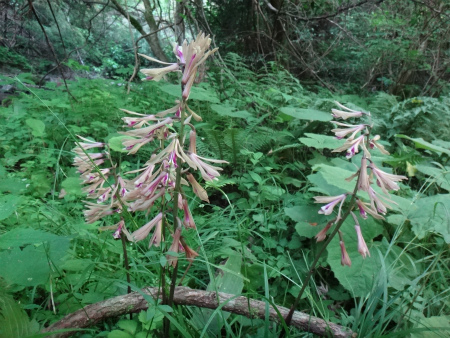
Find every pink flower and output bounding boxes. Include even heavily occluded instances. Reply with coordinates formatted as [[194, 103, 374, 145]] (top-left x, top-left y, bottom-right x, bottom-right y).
[[113, 220, 125, 239], [356, 199, 385, 220], [358, 157, 371, 192], [314, 194, 347, 219], [186, 173, 210, 203], [331, 102, 366, 120], [138, 53, 180, 81], [130, 213, 163, 242], [369, 163, 408, 195], [339, 240, 352, 266], [331, 122, 366, 141], [367, 187, 395, 215], [332, 134, 371, 159], [369, 135, 390, 155], [149, 219, 163, 248], [355, 225, 370, 258], [182, 198, 196, 228], [315, 222, 332, 242], [167, 227, 182, 267]]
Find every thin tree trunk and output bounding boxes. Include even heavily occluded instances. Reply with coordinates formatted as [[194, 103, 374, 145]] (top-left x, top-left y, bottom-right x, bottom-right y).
[[174, 0, 186, 44], [110, 0, 168, 62]]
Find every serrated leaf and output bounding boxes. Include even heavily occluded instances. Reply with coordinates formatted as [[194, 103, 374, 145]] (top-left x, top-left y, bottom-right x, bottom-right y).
[[61, 177, 84, 196], [279, 107, 332, 121]]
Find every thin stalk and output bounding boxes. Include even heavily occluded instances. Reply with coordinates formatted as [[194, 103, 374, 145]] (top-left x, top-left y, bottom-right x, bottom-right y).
[[120, 235, 132, 320], [163, 89, 187, 335], [280, 160, 364, 337]]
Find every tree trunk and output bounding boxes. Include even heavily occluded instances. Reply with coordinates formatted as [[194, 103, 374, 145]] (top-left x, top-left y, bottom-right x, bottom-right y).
[[174, 0, 186, 45]]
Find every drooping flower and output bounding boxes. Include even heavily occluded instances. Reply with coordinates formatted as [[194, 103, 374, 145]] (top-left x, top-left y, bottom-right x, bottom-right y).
[[332, 134, 371, 159], [130, 213, 163, 242], [369, 163, 408, 195], [331, 122, 366, 141], [331, 102, 366, 120], [181, 198, 196, 228], [355, 225, 370, 258], [339, 240, 352, 266], [186, 173, 210, 203], [369, 135, 390, 155], [315, 221, 333, 242], [367, 187, 395, 215], [167, 227, 182, 267], [314, 194, 347, 219], [149, 218, 163, 248], [356, 198, 384, 220], [113, 219, 125, 239], [357, 157, 371, 192], [180, 238, 199, 263]]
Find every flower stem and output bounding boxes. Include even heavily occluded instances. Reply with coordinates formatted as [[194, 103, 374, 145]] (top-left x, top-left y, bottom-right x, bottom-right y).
[[279, 160, 364, 337]]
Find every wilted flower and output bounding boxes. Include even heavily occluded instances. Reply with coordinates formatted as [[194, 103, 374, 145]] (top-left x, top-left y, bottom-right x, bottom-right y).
[[315, 221, 333, 242], [186, 173, 210, 202], [355, 225, 370, 258], [369, 135, 390, 155], [180, 238, 199, 263], [339, 240, 352, 266], [167, 227, 182, 267], [367, 187, 395, 215]]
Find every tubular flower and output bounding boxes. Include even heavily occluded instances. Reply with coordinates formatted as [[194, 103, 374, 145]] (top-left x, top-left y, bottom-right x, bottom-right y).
[[149, 218, 163, 248], [355, 225, 370, 258], [181, 198, 196, 228], [167, 227, 182, 267], [367, 187, 395, 215], [180, 238, 199, 263], [333, 134, 371, 159], [357, 157, 372, 192], [339, 240, 352, 267], [315, 221, 333, 242], [139, 53, 180, 81], [331, 102, 366, 120], [331, 122, 366, 141], [186, 173, 210, 203], [369, 135, 390, 155], [369, 163, 408, 195], [356, 199, 385, 220], [314, 194, 347, 219], [130, 213, 163, 242]]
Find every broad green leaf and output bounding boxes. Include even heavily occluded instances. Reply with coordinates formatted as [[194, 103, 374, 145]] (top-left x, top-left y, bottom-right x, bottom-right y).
[[0, 228, 71, 286], [396, 134, 450, 156], [410, 316, 450, 338], [408, 194, 450, 243], [0, 194, 21, 221], [415, 164, 450, 192], [108, 135, 134, 153], [107, 330, 133, 338], [192, 253, 244, 335], [210, 104, 252, 119], [279, 107, 332, 121], [25, 118, 45, 137], [299, 133, 344, 150], [159, 84, 220, 103], [0, 294, 37, 338], [0, 178, 27, 194]]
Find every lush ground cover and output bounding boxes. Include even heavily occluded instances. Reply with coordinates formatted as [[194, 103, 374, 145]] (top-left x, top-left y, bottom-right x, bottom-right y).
[[0, 52, 449, 337]]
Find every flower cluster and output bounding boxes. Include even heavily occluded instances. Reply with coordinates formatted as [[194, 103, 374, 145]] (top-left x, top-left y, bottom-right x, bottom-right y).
[[73, 33, 223, 267], [314, 102, 407, 266]]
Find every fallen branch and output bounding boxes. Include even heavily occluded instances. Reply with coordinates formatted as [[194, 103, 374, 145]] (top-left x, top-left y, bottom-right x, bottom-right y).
[[42, 286, 355, 338]]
